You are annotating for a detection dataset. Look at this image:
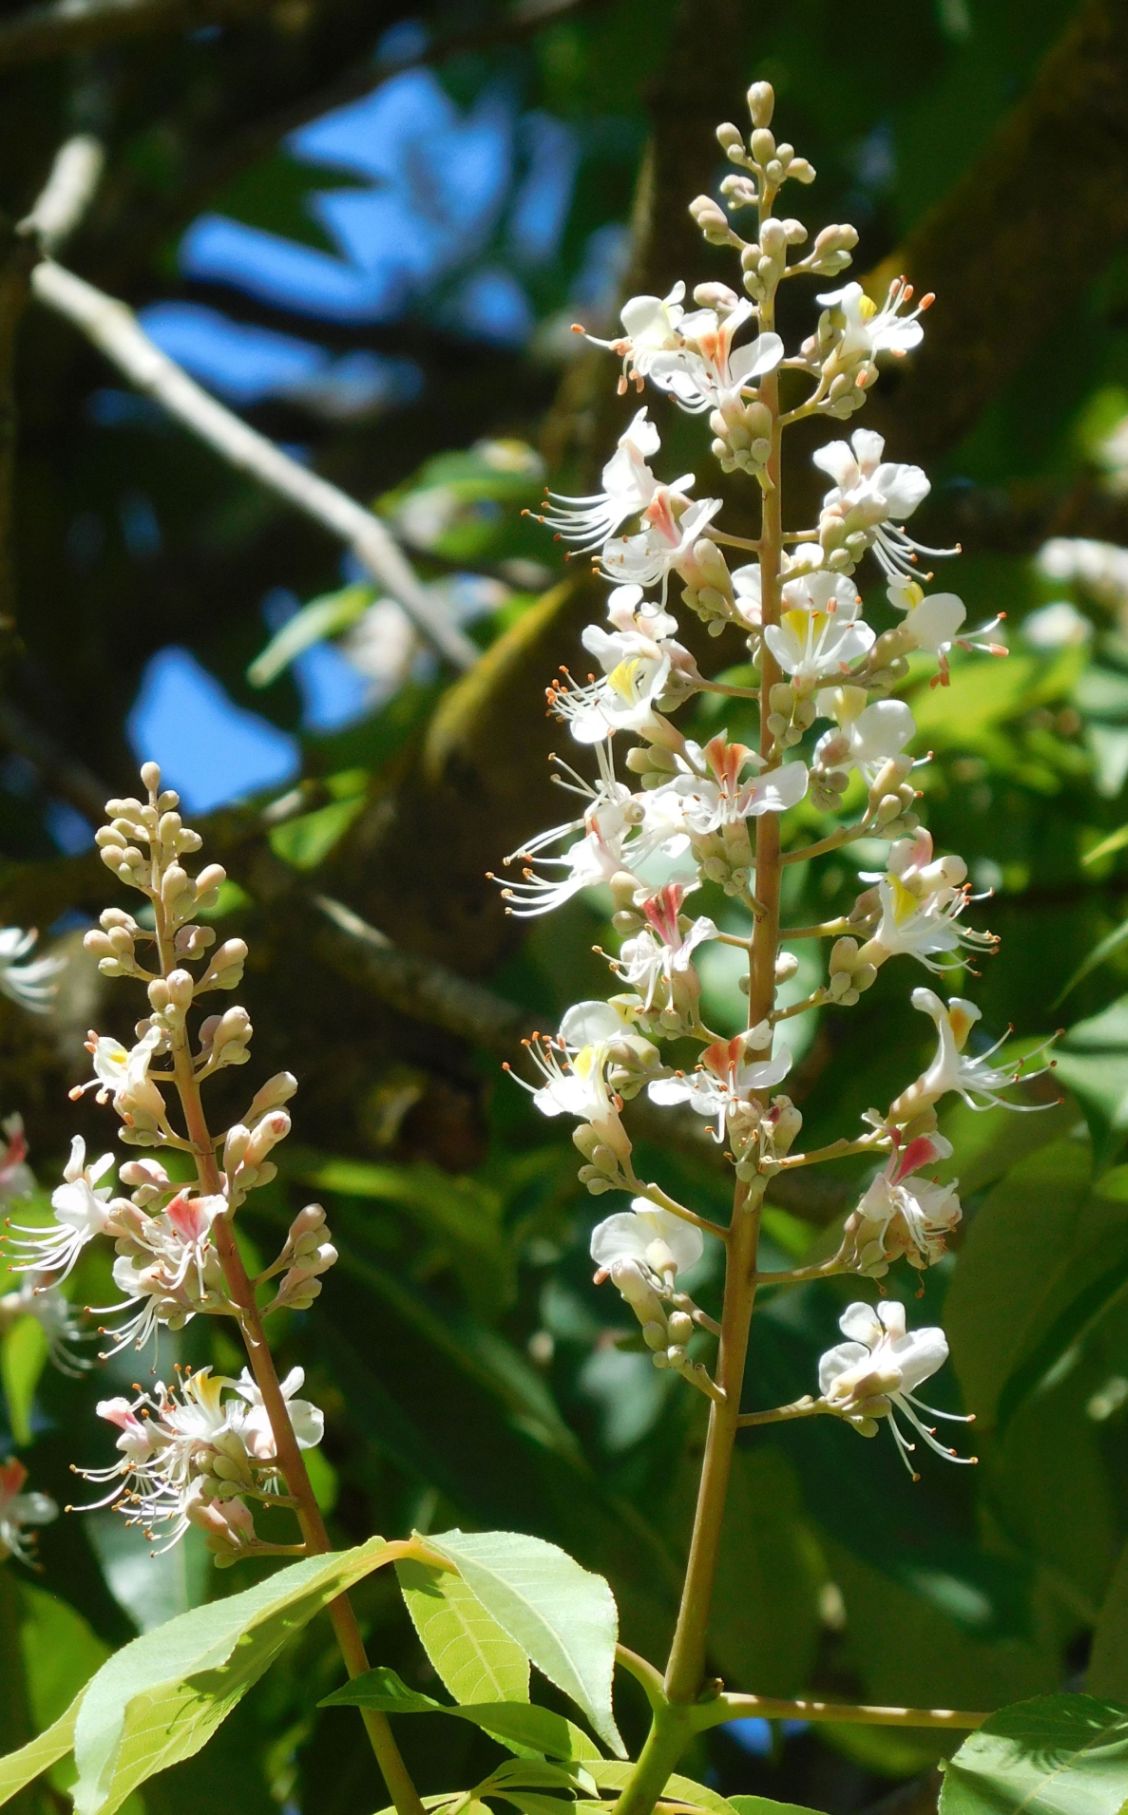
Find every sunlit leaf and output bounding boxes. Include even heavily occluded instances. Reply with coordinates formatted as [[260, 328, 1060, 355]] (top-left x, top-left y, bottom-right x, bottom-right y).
[[425, 1530, 624, 1757], [69, 1537, 392, 1814], [940, 1693, 1128, 1815], [396, 1560, 530, 1706]]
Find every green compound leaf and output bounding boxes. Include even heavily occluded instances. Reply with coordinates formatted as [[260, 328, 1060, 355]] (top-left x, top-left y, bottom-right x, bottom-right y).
[[68, 1536, 390, 1815], [425, 1530, 624, 1758], [397, 1559, 531, 1706], [940, 1693, 1128, 1815], [322, 1663, 600, 1762]]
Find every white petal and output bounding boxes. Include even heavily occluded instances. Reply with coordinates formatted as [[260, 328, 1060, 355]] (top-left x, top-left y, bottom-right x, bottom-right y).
[[560, 1001, 624, 1046], [728, 332, 784, 385]]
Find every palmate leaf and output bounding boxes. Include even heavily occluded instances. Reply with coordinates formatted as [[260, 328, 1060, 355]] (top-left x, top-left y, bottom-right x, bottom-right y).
[[69, 1537, 393, 1814], [940, 1694, 1128, 1815], [424, 1530, 624, 1758], [396, 1560, 531, 1705], [0, 1537, 394, 1815], [945, 1141, 1128, 1429]]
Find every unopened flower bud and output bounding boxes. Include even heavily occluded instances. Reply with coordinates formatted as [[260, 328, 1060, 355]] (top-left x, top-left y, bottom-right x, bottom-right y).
[[194, 864, 227, 907], [746, 80, 774, 127], [175, 923, 216, 959], [199, 939, 248, 992], [244, 1110, 291, 1168], [167, 969, 195, 1011], [690, 194, 732, 243]]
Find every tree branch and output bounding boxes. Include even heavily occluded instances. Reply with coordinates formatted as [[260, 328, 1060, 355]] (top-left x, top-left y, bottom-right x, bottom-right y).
[[0, 221, 38, 631], [0, 0, 281, 68], [865, 0, 1128, 463], [141, 0, 600, 245], [30, 256, 478, 671]]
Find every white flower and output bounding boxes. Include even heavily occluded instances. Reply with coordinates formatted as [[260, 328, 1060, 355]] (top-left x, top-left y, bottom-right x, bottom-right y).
[[814, 428, 954, 579], [591, 1200, 703, 1286], [0, 1275, 91, 1375], [647, 735, 808, 848], [1035, 536, 1128, 611], [816, 277, 930, 367], [90, 1190, 228, 1356], [818, 1300, 974, 1478], [536, 410, 689, 553], [548, 586, 697, 744], [764, 571, 874, 684], [1021, 600, 1092, 649], [232, 1367, 324, 1460], [844, 1133, 962, 1275], [858, 836, 997, 974], [814, 686, 916, 781], [885, 577, 1006, 683], [889, 988, 1057, 1123], [649, 1030, 790, 1143], [646, 299, 784, 414], [610, 883, 718, 1008], [501, 802, 639, 915], [0, 1115, 34, 1204], [0, 927, 63, 1016], [8, 1135, 119, 1282], [0, 1459, 57, 1564], [76, 1025, 166, 1121], [580, 282, 689, 391], [510, 1001, 652, 1153], [497, 745, 644, 917], [600, 493, 723, 599]]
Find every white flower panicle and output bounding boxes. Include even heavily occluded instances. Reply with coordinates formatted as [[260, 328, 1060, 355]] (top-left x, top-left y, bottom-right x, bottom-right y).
[[499, 80, 1049, 1470], [16, 762, 340, 1559]]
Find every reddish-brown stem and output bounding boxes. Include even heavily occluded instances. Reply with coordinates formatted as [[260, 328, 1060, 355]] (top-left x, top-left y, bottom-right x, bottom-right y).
[[149, 877, 424, 1815], [657, 182, 786, 1721]]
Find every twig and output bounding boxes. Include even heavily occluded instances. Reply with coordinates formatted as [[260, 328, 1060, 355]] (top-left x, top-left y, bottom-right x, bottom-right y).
[[148, 0, 601, 243], [0, 0, 278, 68], [30, 257, 478, 672], [246, 847, 532, 1056], [0, 695, 110, 822], [0, 221, 37, 631], [703, 1693, 990, 1733], [20, 134, 106, 255]]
